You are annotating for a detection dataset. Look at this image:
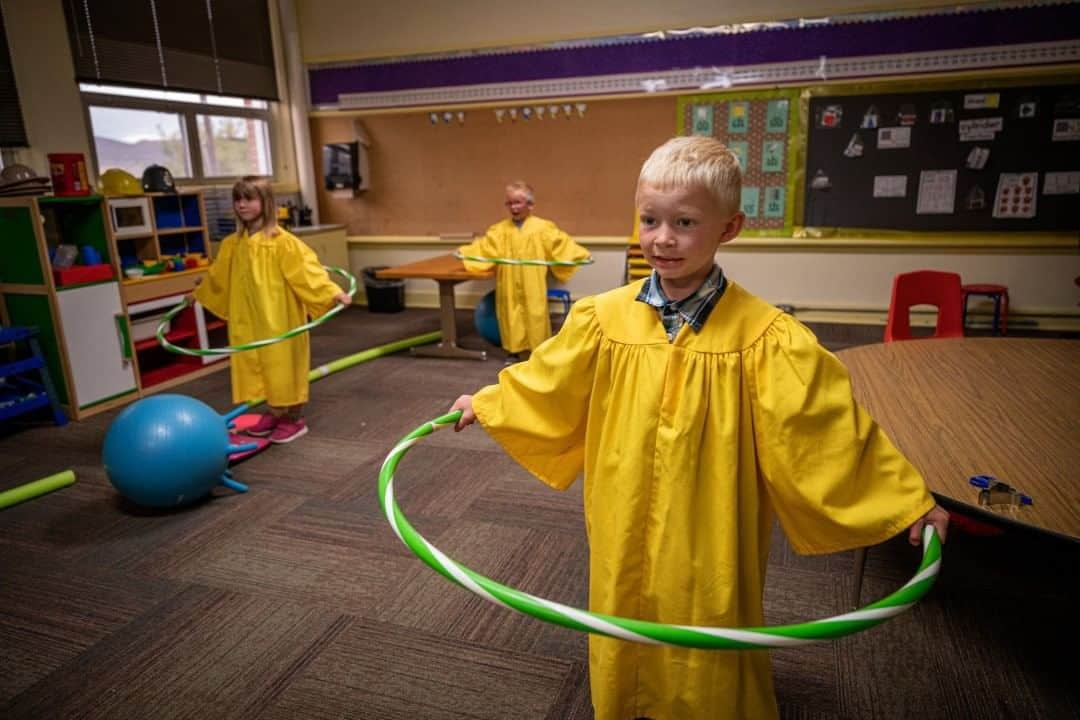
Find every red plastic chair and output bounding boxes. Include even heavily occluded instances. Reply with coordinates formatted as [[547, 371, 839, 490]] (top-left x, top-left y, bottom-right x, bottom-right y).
[[884, 270, 964, 342]]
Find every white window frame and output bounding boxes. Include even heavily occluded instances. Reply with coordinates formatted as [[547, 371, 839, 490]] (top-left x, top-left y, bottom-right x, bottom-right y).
[[80, 87, 277, 185]]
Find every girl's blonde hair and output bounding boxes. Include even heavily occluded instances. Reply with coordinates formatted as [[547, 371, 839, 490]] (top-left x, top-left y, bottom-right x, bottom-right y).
[[232, 176, 279, 235], [637, 136, 742, 215]]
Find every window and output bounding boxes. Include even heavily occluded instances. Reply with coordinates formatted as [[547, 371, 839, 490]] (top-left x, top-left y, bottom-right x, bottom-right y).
[[82, 84, 273, 183]]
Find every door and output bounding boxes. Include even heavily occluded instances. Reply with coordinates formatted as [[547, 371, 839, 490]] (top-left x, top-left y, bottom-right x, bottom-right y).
[[55, 282, 137, 408]]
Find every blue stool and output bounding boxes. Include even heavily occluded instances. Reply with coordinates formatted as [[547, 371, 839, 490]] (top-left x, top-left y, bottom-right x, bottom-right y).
[[547, 288, 571, 315], [0, 326, 67, 426]]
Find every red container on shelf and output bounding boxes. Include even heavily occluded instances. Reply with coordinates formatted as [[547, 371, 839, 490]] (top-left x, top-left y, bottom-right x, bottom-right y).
[[47, 153, 91, 196], [53, 263, 115, 286]]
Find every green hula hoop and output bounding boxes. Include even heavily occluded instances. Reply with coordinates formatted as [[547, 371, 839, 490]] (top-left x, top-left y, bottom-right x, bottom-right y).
[[379, 411, 943, 650], [454, 250, 594, 267], [157, 266, 357, 357]]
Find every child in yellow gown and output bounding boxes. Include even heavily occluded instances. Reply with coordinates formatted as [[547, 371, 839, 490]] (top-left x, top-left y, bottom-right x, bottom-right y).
[[449, 138, 949, 719], [195, 177, 350, 444], [458, 181, 590, 362]]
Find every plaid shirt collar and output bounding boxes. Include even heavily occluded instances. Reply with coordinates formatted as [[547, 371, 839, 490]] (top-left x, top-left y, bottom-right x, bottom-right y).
[[635, 265, 727, 341]]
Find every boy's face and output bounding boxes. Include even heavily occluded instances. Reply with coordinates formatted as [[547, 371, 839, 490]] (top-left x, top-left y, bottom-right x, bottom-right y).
[[636, 183, 743, 298], [505, 189, 533, 221]]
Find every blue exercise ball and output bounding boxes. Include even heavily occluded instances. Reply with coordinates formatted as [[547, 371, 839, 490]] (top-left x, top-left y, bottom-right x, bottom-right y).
[[474, 290, 501, 346], [103, 394, 247, 508]]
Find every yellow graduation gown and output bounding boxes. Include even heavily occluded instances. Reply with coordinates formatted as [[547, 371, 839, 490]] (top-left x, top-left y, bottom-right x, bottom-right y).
[[459, 216, 590, 353], [472, 280, 934, 720], [194, 228, 341, 407]]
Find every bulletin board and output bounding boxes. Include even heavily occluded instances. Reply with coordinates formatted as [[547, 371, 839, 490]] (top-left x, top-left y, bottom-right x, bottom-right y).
[[677, 89, 802, 236], [311, 95, 675, 237], [803, 80, 1080, 232]]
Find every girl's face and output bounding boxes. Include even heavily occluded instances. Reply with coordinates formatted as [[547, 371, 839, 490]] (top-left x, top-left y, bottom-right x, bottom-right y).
[[636, 182, 743, 300], [234, 193, 263, 225]]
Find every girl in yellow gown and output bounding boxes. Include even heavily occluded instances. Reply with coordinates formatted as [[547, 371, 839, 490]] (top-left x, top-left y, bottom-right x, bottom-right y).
[[195, 177, 350, 444], [450, 139, 949, 719], [458, 181, 591, 360]]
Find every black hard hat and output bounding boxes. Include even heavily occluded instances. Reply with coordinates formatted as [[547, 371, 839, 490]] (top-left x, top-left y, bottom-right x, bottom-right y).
[[142, 164, 176, 193]]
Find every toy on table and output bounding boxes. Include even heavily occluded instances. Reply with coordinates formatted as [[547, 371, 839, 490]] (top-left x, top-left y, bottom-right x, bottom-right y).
[[969, 475, 1033, 506]]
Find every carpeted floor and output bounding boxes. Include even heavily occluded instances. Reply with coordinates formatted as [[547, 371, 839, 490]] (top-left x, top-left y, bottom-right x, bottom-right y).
[[0, 307, 1075, 719]]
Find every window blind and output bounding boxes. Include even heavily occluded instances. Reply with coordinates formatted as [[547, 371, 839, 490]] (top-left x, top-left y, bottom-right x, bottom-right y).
[[0, 4, 29, 147], [63, 0, 279, 101]]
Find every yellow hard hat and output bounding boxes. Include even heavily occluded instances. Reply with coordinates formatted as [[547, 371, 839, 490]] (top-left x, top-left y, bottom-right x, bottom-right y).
[[99, 168, 143, 196]]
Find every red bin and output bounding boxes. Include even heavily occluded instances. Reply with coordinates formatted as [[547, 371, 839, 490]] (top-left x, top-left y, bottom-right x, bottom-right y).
[[47, 153, 91, 197]]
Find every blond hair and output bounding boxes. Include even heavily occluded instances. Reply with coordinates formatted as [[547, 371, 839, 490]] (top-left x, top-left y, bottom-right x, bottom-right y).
[[637, 136, 742, 215], [505, 180, 535, 204], [232, 175, 279, 236]]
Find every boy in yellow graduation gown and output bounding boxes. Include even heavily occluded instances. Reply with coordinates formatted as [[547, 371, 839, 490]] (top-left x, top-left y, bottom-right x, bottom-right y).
[[195, 176, 350, 444], [450, 138, 949, 719], [458, 181, 590, 361]]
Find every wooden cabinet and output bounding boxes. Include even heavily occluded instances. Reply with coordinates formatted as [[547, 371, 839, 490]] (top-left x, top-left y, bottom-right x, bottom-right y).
[[0, 195, 138, 419], [294, 225, 350, 296], [0, 192, 228, 420]]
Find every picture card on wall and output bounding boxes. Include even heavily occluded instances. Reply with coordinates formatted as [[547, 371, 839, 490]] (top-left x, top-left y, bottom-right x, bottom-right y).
[[993, 172, 1038, 218], [766, 100, 789, 133], [1043, 171, 1080, 195], [877, 126, 911, 149], [873, 175, 908, 198], [729, 141, 749, 172], [692, 105, 714, 136], [741, 187, 761, 217], [958, 117, 1003, 142], [728, 102, 750, 134], [916, 170, 957, 214], [763, 187, 785, 218]]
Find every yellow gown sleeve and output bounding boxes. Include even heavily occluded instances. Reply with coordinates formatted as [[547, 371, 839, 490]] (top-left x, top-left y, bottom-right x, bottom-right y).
[[472, 296, 601, 490], [748, 316, 935, 555], [278, 232, 343, 319], [545, 224, 591, 283], [192, 234, 235, 320], [457, 225, 503, 272]]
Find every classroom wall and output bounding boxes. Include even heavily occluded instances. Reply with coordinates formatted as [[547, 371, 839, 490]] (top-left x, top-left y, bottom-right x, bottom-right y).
[[3, 0, 91, 175], [303, 4, 1080, 327]]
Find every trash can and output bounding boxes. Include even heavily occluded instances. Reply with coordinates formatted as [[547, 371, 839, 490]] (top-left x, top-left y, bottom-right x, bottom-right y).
[[362, 266, 405, 313]]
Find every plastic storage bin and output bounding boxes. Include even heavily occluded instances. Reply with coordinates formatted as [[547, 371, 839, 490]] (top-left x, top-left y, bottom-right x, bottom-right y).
[[362, 266, 405, 313]]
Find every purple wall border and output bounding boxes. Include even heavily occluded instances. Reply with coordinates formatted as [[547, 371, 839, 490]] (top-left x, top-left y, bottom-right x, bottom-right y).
[[309, 5, 1080, 106]]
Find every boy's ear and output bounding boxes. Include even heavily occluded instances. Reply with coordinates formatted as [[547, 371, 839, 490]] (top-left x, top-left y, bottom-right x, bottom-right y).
[[719, 212, 745, 244]]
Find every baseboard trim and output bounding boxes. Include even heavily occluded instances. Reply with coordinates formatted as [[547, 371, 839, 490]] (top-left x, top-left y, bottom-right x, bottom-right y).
[[356, 292, 1080, 333]]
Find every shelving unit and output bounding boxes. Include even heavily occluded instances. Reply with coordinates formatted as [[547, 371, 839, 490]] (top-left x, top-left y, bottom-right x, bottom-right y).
[[106, 191, 228, 395], [110, 191, 209, 270], [124, 292, 227, 393], [0, 190, 228, 421]]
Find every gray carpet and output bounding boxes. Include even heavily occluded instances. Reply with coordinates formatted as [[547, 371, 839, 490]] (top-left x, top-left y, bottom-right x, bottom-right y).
[[0, 307, 1075, 719]]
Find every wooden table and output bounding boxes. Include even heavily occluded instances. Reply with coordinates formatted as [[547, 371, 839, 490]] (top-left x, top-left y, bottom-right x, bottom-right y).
[[376, 254, 495, 360], [838, 338, 1079, 541]]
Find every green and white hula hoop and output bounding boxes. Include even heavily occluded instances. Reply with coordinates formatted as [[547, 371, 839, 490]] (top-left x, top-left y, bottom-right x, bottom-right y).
[[157, 266, 357, 357], [454, 250, 594, 267], [379, 411, 943, 650]]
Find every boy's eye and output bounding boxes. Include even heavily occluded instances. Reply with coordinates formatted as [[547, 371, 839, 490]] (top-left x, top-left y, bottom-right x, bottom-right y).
[[639, 215, 657, 228], [676, 218, 696, 228]]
